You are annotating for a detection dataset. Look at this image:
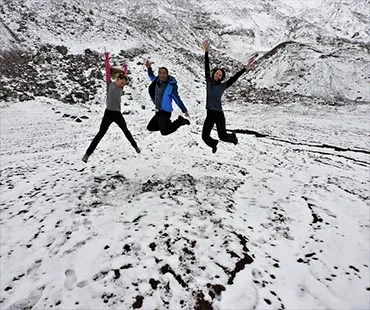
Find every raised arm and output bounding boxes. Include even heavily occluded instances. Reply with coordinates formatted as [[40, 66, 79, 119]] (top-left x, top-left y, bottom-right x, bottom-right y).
[[104, 51, 111, 84], [205, 52, 211, 81], [202, 40, 210, 80], [145, 60, 156, 81]]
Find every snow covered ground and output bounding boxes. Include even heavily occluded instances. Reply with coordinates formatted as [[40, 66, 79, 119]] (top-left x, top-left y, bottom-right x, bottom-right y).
[[1, 0, 369, 309], [1, 96, 369, 309]]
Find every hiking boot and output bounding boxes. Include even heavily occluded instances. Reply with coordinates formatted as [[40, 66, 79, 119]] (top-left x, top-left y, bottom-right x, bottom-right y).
[[232, 133, 238, 145], [178, 115, 190, 125], [212, 141, 218, 153], [134, 146, 141, 154], [82, 153, 89, 163]]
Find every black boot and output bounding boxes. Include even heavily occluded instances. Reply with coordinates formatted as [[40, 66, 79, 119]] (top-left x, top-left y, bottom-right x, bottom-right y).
[[212, 141, 218, 153], [178, 115, 190, 125], [82, 153, 90, 163]]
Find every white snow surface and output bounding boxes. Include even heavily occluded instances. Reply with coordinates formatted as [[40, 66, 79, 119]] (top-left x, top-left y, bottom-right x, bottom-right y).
[[1, 0, 370, 309], [1, 96, 369, 309]]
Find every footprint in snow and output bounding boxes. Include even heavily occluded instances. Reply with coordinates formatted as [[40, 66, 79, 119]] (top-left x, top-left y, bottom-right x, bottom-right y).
[[64, 269, 78, 291]]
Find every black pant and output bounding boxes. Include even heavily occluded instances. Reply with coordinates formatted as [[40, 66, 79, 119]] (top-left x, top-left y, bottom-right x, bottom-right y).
[[202, 110, 235, 148], [147, 111, 182, 136], [86, 109, 137, 155]]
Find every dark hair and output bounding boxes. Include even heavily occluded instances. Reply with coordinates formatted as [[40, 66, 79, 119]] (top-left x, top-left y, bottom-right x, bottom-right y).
[[117, 73, 128, 81], [158, 67, 169, 75], [211, 68, 226, 81]]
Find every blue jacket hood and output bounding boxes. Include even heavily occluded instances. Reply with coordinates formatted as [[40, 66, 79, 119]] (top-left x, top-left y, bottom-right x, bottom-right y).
[[167, 76, 177, 84]]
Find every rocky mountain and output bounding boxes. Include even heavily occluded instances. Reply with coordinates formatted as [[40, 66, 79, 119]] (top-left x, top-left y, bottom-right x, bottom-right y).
[[0, 0, 369, 104]]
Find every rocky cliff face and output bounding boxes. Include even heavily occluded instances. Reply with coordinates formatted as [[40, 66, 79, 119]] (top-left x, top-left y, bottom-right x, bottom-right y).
[[0, 0, 369, 104]]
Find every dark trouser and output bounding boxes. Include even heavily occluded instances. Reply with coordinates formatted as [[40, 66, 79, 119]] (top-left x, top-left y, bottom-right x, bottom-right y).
[[147, 111, 182, 136], [202, 109, 235, 148], [86, 109, 137, 155]]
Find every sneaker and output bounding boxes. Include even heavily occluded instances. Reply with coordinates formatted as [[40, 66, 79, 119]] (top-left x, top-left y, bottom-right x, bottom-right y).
[[232, 133, 238, 145], [178, 115, 190, 125], [212, 141, 218, 153], [82, 153, 89, 163], [134, 146, 141, 154]]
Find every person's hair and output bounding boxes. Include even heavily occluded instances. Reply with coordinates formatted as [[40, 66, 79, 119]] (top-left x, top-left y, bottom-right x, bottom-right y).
[[117, 73, 128, 81], [212, 67, 226, 81], [158, 67, 169, 75]]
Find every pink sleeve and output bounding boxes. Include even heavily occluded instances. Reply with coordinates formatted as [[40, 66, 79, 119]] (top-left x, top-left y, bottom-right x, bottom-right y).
[[104, 52, 111, 84], [123, 63, 128, 76]]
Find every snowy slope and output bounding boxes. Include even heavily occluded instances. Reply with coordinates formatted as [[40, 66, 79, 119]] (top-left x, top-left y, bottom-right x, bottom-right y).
[[1, 0, 370, 309], [0, 22, 20, 52]]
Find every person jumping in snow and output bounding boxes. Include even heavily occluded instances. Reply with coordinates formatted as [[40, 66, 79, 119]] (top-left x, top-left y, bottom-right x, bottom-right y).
[[145, 60, 190, 135], [201, 40, 256, 153], [82, 52, 140, 163]]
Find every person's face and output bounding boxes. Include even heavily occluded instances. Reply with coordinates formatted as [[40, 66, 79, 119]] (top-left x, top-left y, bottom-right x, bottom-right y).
[[158, 68, 168, 82], [117, 77, 127, 88], [214, 70, 223, 82]]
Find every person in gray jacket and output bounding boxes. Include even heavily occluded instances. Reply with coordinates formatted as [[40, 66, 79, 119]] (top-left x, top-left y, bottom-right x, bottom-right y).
[[201, 40, 256, 153], [82, 52, 140, 163]]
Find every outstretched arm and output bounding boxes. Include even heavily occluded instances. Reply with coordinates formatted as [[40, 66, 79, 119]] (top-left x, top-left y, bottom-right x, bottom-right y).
[[172, 84, 188, 114], [104, 51, 111, 84], [202, 40, 210, 80], [225, 55, 257, 88], [146, 60, 156, 81], [225, 68, 246, 88]]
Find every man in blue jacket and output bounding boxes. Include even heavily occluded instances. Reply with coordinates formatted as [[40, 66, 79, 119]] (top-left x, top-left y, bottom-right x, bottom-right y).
[[145, 60, 190, 135]]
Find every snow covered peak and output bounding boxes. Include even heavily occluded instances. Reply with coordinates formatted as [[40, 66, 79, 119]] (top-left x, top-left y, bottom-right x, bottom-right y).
[[0, 0, 369, 102]]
